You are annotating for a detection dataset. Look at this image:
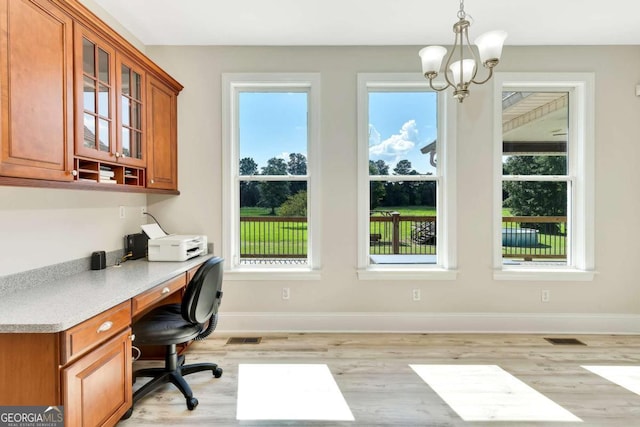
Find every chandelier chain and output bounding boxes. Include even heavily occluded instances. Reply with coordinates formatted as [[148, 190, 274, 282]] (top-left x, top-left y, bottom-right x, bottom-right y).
[[457, 0, 466, 19]]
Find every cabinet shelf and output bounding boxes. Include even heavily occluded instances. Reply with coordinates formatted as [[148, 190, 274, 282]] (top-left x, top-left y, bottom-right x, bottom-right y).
[[74, 158, 144, 187]]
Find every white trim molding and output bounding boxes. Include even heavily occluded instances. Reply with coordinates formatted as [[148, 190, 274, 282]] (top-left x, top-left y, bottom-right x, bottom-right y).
[[217, 312, 640, 335], [356, 73, 457, 278], [221, 73, 322, 275], [492, 72, 595, 280]]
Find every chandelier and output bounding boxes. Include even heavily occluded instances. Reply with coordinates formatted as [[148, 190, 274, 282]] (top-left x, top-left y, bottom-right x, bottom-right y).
[[418, 0, 507, 102]]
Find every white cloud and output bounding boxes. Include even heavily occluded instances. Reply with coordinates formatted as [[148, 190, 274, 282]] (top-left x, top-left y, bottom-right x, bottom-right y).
[[369, 120, 417, 164]]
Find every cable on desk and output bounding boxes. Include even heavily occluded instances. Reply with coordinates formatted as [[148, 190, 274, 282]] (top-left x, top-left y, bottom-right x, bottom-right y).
[[143, 212, 170, 235]]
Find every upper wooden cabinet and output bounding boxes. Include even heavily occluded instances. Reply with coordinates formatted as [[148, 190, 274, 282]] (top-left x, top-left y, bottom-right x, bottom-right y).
[[74, 26, 117, 163], [116, 53, 146, 168], [0, 0, 183, 192], [0, 0, 74, 181], [75, 28, 147, 169], [146, 75, 178, 190]]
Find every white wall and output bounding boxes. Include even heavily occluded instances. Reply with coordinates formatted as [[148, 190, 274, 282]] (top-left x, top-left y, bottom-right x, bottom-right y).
[[0, 187, 146, 276], [143, 45, 640, 331]]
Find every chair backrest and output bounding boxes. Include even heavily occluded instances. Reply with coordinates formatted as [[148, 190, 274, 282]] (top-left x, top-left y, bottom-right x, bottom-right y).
[[181, 257, 224, 325]]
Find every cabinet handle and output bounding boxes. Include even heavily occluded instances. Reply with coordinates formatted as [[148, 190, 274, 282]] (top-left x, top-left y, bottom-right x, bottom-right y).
[[70, 170, 78, 177], [114, 152, 121, 158], [130, 334, 136, 341], [150, 179, 155, 184], [161, 287, 170, 294], [97, 321, 113, 333]]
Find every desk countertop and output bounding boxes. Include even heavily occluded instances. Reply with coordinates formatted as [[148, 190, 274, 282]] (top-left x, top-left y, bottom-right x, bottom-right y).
[[0, 255, 214, 334]]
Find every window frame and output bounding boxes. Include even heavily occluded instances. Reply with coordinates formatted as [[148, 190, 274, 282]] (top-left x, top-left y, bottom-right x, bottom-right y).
[[492, 72, 595, 281], [222, 73, 321, 280], [356, 73, 457, 280]]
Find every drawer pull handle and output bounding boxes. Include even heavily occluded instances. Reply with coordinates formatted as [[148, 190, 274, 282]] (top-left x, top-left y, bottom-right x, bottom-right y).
[[97, 321, 113, 333], [161, 287, 170, 294]]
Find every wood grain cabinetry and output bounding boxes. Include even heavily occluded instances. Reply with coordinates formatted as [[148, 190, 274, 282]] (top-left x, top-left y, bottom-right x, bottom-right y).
[[61, 301, 131, 364], [132, 273, 186, 317], [74, 25, 117, 164], [146, 75, 178, 190], [0, 261, 209, 424], [0, 0, 183, 192], [62, 328, 132, 427], [0, 301, 133, 426], [116, 53, 146, 168], [0, 0, 74, 181]]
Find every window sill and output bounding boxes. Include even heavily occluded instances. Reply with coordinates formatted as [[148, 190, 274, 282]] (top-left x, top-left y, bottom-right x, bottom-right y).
[[357, 267, 458, 281], [494, 268, 596, 282], [225, 267, 321, 281]]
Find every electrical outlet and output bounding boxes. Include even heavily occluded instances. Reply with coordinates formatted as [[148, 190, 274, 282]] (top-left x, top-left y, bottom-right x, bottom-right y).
[[119, 206, 125, 219], [541, 289, 550, 303], [412, 289, 421, 301], [141, 207, 147, 217], [282, 287, 290, 300]]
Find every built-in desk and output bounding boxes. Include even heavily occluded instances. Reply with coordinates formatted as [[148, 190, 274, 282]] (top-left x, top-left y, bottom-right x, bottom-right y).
[[0, 254, 214, 426]]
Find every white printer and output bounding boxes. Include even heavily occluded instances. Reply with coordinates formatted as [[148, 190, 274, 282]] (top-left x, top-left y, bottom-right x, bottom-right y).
[[142, 224, 208, 262]]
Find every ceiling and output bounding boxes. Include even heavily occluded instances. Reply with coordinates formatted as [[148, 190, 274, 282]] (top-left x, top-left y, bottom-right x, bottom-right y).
[[88, 0, 640, 46]]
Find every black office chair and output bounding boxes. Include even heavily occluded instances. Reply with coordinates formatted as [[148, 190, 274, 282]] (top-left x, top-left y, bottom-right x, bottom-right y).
[[128, 256, 224, 413]]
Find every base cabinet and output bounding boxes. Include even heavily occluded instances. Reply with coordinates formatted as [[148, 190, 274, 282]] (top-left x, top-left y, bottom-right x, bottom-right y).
[[62, 329, 132, 427], [0, 302, 133, 427]]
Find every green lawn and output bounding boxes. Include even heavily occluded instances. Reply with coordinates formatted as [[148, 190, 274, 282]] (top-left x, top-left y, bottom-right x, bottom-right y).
[[371, 206, 437, 216], [240, 207, 275, 217]]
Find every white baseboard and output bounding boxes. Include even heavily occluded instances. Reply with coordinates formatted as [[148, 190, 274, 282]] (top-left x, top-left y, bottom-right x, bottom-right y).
[[217, 312, 640, 334]]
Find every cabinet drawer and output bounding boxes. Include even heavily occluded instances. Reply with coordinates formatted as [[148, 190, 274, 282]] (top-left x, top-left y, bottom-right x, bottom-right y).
[[61, 301, 131, 364], [132, 274, 186, 317]]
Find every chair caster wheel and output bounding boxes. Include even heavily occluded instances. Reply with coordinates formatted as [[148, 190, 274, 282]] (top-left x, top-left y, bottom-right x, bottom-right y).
[[187, 397, 199, 410], [213, 367, 223, 378], [121, 407, 133, 420]]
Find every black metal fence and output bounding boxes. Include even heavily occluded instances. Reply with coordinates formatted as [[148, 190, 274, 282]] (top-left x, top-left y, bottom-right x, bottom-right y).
[[238, 214, 567, 262]]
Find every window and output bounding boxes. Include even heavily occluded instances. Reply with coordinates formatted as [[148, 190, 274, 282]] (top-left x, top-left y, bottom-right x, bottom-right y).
[[357, 73, 456, 280], [222, 74, 320, 278], [493, 73, 594, 280]]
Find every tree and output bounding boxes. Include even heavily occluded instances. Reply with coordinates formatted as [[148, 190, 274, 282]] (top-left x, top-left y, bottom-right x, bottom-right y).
[[384, 159, 417, 206], [287, 153, 307, 175], [279, 191, 307, 217], [503, 156, 567, 233], [259, 157, 290, 215], [393, 159, 413, 175], [239, 157, 260, 207], [288, 153, 307, 194], [373, 159, 389, 175], [369, 160, 388, 209]]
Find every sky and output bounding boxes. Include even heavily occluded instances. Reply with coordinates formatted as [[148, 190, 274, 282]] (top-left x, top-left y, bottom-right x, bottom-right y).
[[239, 92, 307, 172], [369, 91, 437, 175], [238, 90, 438, 175]]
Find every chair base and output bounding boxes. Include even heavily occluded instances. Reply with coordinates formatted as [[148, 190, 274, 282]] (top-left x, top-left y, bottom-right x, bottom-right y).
[[123, 343, 223, 418]]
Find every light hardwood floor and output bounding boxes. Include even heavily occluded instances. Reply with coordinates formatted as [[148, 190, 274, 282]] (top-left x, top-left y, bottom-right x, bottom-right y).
[[119, 333, 640, 426]]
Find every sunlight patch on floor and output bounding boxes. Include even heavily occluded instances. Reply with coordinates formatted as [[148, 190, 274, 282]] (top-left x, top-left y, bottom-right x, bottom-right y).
[[410, 364, 582, 422], [236, 363, 354, 421], [583, 366, 640, 395]]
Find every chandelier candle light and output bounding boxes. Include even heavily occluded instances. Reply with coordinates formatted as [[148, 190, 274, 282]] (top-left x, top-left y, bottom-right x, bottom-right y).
[[419, 0, 507, 102]]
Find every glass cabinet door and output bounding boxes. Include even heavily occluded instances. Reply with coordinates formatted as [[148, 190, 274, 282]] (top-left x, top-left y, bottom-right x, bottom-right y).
[[117, 56, 145, 167], [76, 31, 116, 162]]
